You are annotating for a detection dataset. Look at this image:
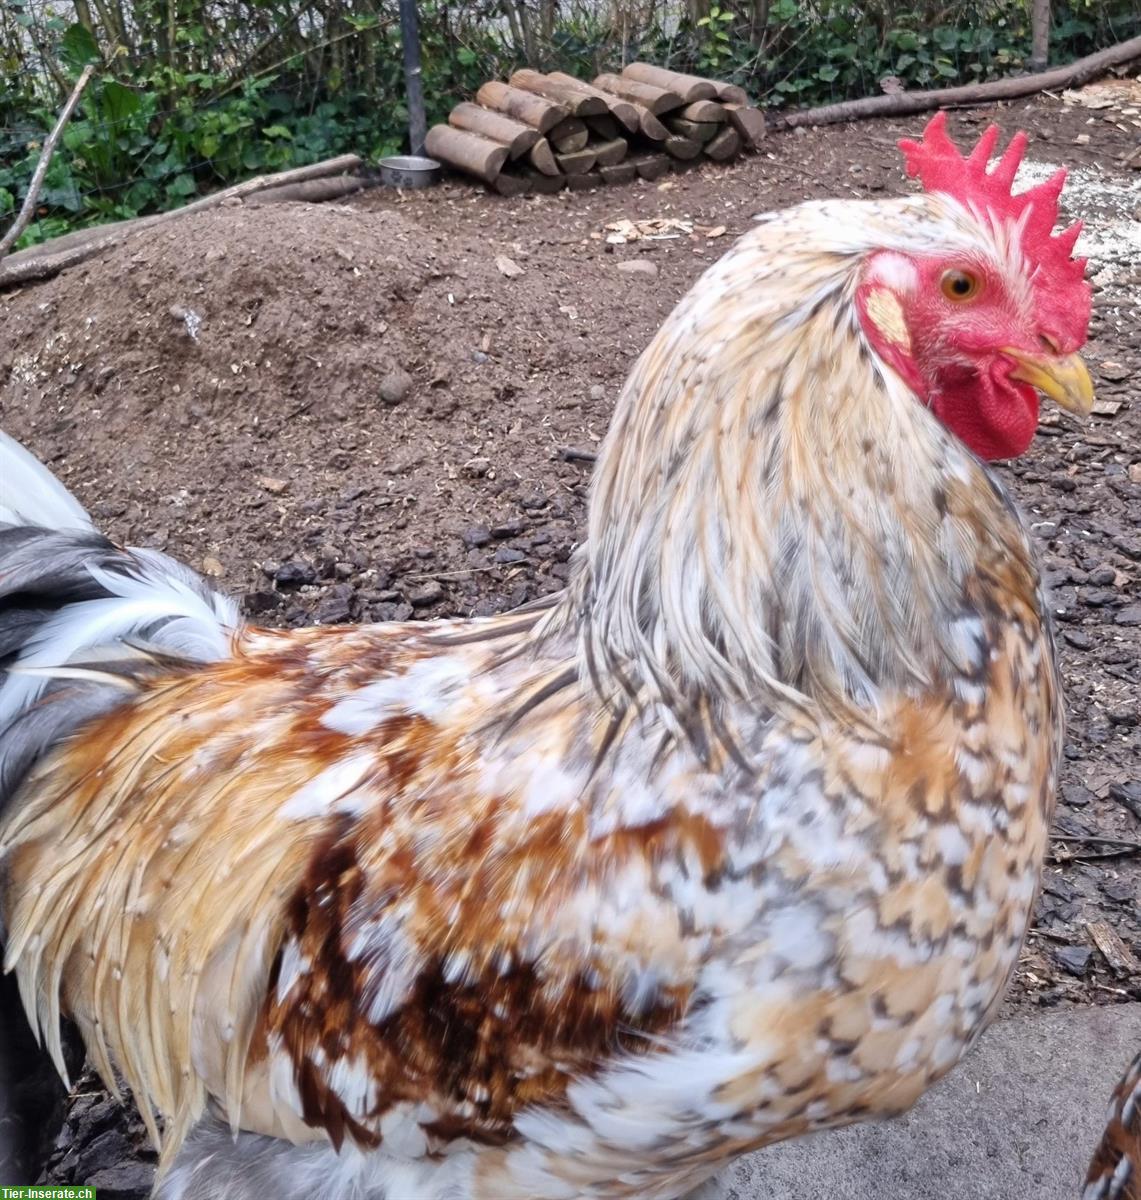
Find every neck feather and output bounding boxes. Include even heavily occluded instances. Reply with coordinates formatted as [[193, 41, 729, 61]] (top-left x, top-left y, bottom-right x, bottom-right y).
[[544, 201, 1038, 723]]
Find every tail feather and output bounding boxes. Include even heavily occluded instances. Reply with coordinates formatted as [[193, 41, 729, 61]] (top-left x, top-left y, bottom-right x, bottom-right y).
[[0, 433, 242, 818], [0, 431, 92, 532]]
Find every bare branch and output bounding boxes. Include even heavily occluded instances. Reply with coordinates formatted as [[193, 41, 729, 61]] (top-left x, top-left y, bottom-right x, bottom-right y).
[[0, 63, 97, 263], [769, 34, 1141, 131], [0, 153, 364, 290]]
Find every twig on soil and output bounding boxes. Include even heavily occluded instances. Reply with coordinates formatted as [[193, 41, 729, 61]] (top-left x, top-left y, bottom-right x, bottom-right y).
[[1087, 920, 1141, 977], [1091, 982, 1133, 998], [1050, 835, 1141, 847], [402, 566, 497, 582], [1028, 927, 1079, 944], [283, 398, 316, 421], [1047, 833, 1141, 864], [1048, 848, 1141, 863], [769, 34, 1141, 131], [558, 446, 598, 463], [0, 64, 97, 263]]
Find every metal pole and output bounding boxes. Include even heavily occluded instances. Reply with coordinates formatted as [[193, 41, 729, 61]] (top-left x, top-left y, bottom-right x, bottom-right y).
[[1029, 0, 1051, 72], [399, 0, 427, 156]]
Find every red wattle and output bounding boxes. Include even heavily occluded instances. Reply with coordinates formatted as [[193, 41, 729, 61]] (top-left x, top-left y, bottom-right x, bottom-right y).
[[929, 365, 1039, 461]]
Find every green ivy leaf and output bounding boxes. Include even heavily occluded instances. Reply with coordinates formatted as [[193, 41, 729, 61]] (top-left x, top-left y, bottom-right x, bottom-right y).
[[60, 22, 100, 70], [101, 80, 141, 126], [42, 178, 82, 211], [933, 26, 958, 51], [167, 173, 198, 197]]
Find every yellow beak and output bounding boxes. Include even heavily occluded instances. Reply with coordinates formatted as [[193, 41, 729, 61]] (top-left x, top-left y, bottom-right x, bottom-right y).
[[1003, 347, 1095, 416]]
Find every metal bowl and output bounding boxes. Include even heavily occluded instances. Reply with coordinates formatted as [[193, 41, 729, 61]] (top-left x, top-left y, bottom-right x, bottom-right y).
[[377, 155, 441, 189]]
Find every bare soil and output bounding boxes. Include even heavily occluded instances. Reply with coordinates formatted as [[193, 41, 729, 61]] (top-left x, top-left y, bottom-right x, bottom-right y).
[[1, 94, 1138, 1196]]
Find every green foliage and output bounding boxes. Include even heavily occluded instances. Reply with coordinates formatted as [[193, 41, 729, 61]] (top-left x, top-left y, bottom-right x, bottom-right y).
[[0, 73, 395, 248], [667, 0, 1141, 107], [1, 0, 1138, 250], [696, 6, 735, 73]]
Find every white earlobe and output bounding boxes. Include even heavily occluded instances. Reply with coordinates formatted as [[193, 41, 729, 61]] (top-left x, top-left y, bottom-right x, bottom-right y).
[[866, 252, 919, 294]]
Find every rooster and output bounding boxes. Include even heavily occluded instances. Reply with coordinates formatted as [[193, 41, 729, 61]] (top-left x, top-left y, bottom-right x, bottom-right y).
[[1086, 1050, 1141, 1200], [0, 113, 1094, 1200]]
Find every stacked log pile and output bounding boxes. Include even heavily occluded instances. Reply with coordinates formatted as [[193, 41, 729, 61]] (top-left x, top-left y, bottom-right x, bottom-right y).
[[424, 62, 765, 195]]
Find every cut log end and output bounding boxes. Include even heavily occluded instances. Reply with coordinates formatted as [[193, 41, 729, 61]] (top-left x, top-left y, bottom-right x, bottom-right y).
[[703, 125, 741, 161], [590, 137, 629, 167], [679, 100, 727, 124], [636, 106, 669, 141], [587, 113, 620, 140], [556, 148, 597, 175], [549, 117, 588, 154], [599, 162, 638, 185], [723, 103, 766, 148], [663, 135, 702, 161], [528, 138, 559, 177], [521, 168, 567, 195], [715, 82, 749, 105], [492, 172, 533, 196], [667, 117, 718, 144], [631, 153, 670, 181]]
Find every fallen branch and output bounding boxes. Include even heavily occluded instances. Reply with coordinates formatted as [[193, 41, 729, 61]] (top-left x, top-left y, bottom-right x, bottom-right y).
[[770, 34, 1141, 130], [1049, 834, 1141, 847], [0, 64, 96, 262], [246, 175, 365, 205], [1047, 832, 1141, 864], [0, 153, 362, 289], [129, 153, 363, 220], [557, 446, 598, 463]]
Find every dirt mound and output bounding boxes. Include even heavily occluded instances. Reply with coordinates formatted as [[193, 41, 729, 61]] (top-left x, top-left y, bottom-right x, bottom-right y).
[[0, 201, 614, 626]]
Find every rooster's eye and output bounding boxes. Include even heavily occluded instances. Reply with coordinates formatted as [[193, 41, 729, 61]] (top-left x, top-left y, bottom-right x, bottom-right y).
[[940, 269, 981, 302]]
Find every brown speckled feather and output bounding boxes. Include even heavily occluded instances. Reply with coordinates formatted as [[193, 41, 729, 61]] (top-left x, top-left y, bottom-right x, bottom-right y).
[[1086, 1052, 1141, 1200]]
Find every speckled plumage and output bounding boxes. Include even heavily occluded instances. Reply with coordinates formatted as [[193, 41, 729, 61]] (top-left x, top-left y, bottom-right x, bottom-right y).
[[0, 122, 1088, 1200], [1086, 1051, 1141, 1200]]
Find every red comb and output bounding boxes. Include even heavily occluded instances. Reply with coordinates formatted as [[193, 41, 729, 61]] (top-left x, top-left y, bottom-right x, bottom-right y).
[[898, 112, 1089, 345]]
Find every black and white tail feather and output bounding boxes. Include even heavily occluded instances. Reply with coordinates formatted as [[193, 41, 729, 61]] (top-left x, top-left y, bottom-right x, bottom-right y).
[[0, 431, 241, 820]]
